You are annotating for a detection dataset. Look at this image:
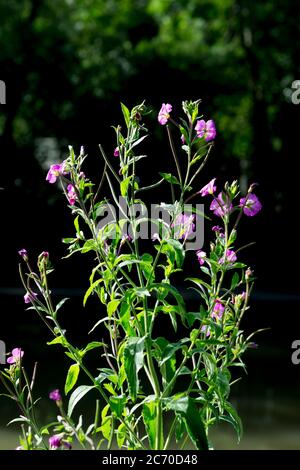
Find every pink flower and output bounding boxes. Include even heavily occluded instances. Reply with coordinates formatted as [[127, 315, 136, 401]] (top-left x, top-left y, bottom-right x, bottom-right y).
[[24, 292, 38, 304], [18, 249, 28, 259], [114, 147, 119, 157], [49, 389, 62, 402], [46, 163, 67, 184], [195, 119, 216, 142], [210, 192, 233, 217], [67, 184, 77, 205], [196, 250, 206, 266], [171, 214, 195, 241], [181, 134, 185, 144], [199, 178, 216, 197], [212, 300, 225, 320], [158, 103, 172, 125], [239, 193, 262, 217], [212, 225, 223, 233], [49, 435, 62, 449], [219, 249, 237, 265], [7, 348, 24, 365]]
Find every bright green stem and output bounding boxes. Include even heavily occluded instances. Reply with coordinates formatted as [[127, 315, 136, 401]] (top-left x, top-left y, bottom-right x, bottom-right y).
[[155, 400, 163, 450]]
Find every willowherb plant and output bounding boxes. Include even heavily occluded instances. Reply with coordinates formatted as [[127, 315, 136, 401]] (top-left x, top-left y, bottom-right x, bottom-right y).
[[0, 99, 262, 450]]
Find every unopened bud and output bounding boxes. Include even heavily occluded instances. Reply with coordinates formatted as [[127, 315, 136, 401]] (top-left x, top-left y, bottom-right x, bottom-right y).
[[245, 268, 253, 279]]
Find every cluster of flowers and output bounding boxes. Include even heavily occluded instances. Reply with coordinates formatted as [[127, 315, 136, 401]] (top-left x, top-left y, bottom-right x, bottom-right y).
[[23, 103, 262, 340], [158, 103, 216, 142], [46, 162, 77, 205]]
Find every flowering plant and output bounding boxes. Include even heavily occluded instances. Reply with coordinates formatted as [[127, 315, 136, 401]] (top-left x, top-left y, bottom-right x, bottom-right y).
[[0, 100, 261, 450]]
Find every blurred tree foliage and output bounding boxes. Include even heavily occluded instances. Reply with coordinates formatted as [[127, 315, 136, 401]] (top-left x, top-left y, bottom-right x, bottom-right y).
[[0, 0, 299, 287]]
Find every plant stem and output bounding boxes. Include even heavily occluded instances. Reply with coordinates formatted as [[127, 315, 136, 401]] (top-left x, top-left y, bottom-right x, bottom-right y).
[[166, 125, 182, 187]]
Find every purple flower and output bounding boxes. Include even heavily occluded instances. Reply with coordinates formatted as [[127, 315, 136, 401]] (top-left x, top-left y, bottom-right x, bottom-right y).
[[67, 184, 77, 205], [114, 147, 119, 157], [158, 103, 172, 125], [46, 163, 66, 184], [219, 249, 237, 265], [212, 300, 225, 321], [195, 119, 216, 142], [41, 251, 49, 258], [201, 325, 211, 337], [24, 291, 38, 304], [210, 192, 233, 217], [171, 214, 195, 240], [49, 435, 62, 449], [18, 249, 28, 259], [196, 250, 206, 266], [199, 178, 216, 197], [212, 225, 223, 233], [181, 134, 185, 144], [49, 389, 62, 402], [7, 348, 24, 365], [239, 193, 262, 217]]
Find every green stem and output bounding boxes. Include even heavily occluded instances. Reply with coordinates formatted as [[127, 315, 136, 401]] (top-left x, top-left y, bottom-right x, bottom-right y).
[[164, 416, 177, 450], [166, 125, 182, 187]]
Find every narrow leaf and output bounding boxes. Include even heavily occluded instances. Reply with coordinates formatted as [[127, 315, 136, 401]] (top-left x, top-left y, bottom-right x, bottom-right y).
[[65, 363, 80, 395], [68, 385, 94, 417]]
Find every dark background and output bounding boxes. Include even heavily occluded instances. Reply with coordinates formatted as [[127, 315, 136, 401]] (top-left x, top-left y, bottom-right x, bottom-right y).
[[1, 0, 300, 449]]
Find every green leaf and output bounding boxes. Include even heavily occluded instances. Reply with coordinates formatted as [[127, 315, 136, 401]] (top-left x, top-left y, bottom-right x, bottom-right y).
[[159, 172, 181, 186], [121, 102, 130, 128], [96, 368, 118, 385], [55, 297, 70, 313], [143, 400, 158, 449], [104, 383, 115, 395], [100, 404, 112, 440], [74, 215, 80, 235], [47, 336, 67, 347], [81, 341, 105, 357], [166, 396, 208, 450], [81, 239, 97, 253], [153, 338, 177, 391], [200, 266, 211, 276], [68, 385, 94, 417], [186, 277, 211, 290], [62, 238, 75, 244], [116, 423, 126, 448], [159, 338, 189, 366], [221, 402, 243, 442], [107, 299, 120, 318], [109, 395, 127, 418], [133, 287, 151, 298], [120, 176, 132, 197], [230, 272, 240, 290], [123, 336, 145, 402], [131, 135, 148, 149], [65, 363, 80, 395], [119, 301, 135, 336], [83, 278, 103, 306], [162, 239, 185, 268]]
